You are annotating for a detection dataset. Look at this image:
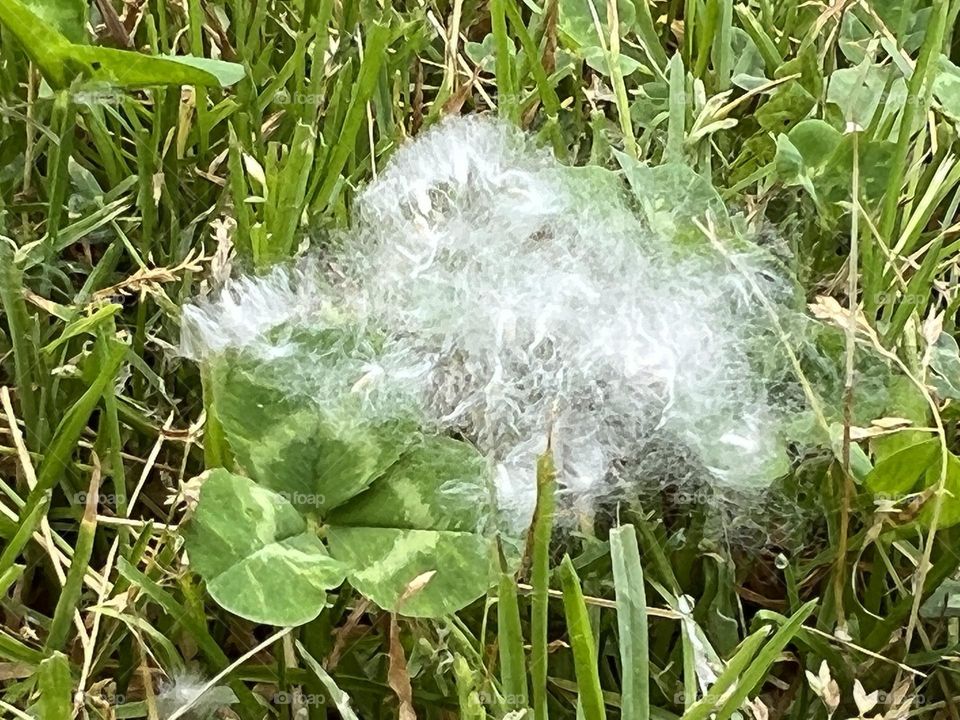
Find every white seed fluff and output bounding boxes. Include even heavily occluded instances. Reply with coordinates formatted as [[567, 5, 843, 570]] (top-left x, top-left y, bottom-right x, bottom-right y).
[[182, 115, 809, 536], [155, 672, 236, 719]]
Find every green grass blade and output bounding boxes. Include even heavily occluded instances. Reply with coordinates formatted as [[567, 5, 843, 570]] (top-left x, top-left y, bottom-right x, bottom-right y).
[[667, 53, 686, 164], [734, 5, 782, 74], [36, 652, 71, 719], [0, 492, 50, 577], [530, 452, 557, 720], [0, 243, 41, 444], [681, 627, 771, 720], [712, 600, 816, 720], [505, 0, 560, 117], [884, 237, 944, 344], [19, 340, 126, 522], [631, 0, 668, 71], [491, 0, 519, 122], [559, 555, 606, 720], [498, 542, 529, 711], [713, 601, 817, 719], [44, 477, 98, 653], [313, 21, 391, 212], [116, 558, 261, 720], [610, 525, 649, 720], [871, 0, 949, 309]]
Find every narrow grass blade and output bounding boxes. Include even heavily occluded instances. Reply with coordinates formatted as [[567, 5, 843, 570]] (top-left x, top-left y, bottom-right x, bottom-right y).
[[491, 0, 519, 122], [685, 599, 817, 720], [498, 542, 529, 710], [504, 0, 560, 117], [884, 237, 944, 344], [44, 473, 99, 653], [871, 0, 949, 309], [0, 629, 43, 664], [20, 340, 125, 521], [530, 452, 557, 720], [632, 0, 668, 71], [667, 54, 686, 164], [734, 5, 782, 74], [713, 600, 817, 719], [0, 492, 50, 577], [559, 555, 606, 720], [36, 652, 72, 720], [297, 639, 361, 720], [116, 558, 261, 720], [610, 525, 649, 720], [0, 244, 40, 443], [681, 627, 770, 720], [0, 564, 24, 598], [314, 22, 391, 212]]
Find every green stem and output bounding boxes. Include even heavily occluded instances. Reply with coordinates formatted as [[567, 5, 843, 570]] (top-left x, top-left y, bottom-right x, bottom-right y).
[[530, 452, 556, 720]]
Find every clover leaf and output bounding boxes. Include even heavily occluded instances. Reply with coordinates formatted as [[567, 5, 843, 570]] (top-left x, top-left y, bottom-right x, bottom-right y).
[[185, 337, 500, 624], [183, 470, 346, 626]]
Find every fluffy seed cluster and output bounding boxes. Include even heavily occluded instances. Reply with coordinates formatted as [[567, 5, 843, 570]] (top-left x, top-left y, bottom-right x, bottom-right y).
[[156, 672, 236, 719], [182, 116, 816, 538]]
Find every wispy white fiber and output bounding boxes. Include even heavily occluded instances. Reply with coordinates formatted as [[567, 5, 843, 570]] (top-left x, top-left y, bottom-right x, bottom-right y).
[[182, 116, 810, 536], [156, 671, 236, 720]]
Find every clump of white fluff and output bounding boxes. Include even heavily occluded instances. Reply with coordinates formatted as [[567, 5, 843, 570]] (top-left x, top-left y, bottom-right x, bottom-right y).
[[182, 116, 806, 536], [155, 672, 236, 719]]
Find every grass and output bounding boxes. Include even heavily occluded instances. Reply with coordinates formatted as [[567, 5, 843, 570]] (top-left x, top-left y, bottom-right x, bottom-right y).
[[1, 0, 960, 718]]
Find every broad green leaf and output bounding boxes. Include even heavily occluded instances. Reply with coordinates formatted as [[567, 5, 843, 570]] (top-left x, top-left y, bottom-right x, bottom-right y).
[[327, 437, 496, 617], [872, 376, 929, 461], [755, 81, 816, 132], [774, 135, 818, 202], [930, 332, 960, 400], [71, 46, 246, 88], [872, 1, 931, 53], [581, 45, 647, 77], [184, 470, 346, 626], [817, 136, 898, 209], [616, 154, 732, 242], [556, 0, 646, 78], [0, 0, 243, 89], [839, 12, 871, 63], [828, 423, 873, 483], [921, 578, 960, 618], [327, 527, 492, 617], [934, 56, 960, 122], [864, 438, 939, 496], [465, 33, 516, 72], [918, 451, 960, 529], [827, 61, 895, 128], [558, 0, 636, 50], [36, 652, 71, 720], [326, 436, 491, 531], [0, 0, 76, 87], [731, 26, 769, 90], [786, 120, 843, 171], [210, 344, 416, 514], [23, 0, 85, 43]]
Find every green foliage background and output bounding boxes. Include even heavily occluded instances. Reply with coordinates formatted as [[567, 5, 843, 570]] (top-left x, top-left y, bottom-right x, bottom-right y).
[[1, 0, 960, 718]]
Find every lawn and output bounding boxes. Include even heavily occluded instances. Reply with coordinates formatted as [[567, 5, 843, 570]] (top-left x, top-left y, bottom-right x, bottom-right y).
[[1, 0, 960, 718]]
